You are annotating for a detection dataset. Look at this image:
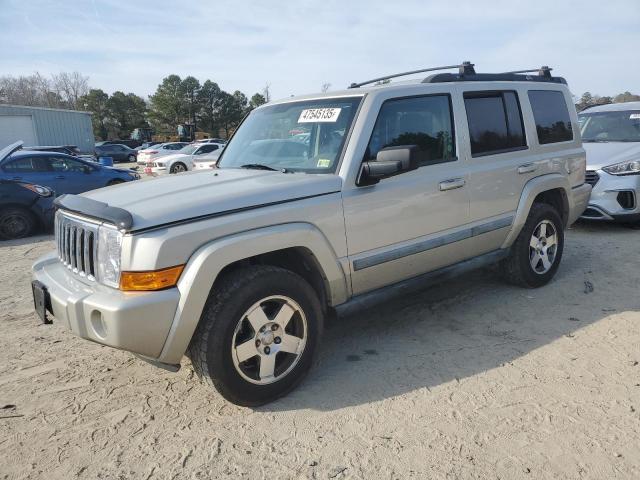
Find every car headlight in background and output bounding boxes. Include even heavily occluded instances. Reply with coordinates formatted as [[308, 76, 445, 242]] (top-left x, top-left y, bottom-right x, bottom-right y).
[[97, 225, 123, 288], [20, 183, 53, 197], [603, 159, 640, 175]]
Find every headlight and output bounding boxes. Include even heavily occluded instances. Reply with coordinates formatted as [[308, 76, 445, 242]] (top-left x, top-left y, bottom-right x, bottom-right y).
[[20, 183, 53, 197], [156, 163, 165, 167], [602, 160, 640, 176], [97, 225, 123, 288]]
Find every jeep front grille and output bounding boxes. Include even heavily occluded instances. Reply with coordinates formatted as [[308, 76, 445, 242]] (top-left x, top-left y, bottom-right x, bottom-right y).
[[55, 212, 99, 280], [585, 170, 599, 187]]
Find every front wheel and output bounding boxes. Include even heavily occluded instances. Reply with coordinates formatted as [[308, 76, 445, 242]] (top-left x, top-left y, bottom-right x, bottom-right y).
[[127, 154, 136, 163], [501, 203, 564, 288], [0, 207, 36, 240], [170, 162, 187, 174], [187, 266, 323, 406]]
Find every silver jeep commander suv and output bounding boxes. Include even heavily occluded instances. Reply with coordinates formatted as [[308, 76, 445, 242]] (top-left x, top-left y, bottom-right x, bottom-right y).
[[578, 101, 640, 223], [32, 62, 591, 406]]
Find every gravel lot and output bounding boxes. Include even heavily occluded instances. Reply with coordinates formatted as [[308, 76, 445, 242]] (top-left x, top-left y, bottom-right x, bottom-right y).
[[1, 221, 639, 479]]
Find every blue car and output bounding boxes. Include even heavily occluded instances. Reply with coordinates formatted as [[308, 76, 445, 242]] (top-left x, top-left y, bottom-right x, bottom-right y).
[[0, 142, 139, 195]]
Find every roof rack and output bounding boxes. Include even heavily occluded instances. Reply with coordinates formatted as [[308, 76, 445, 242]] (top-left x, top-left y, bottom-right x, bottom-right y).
[[348, 62, 566, 88], [348, 62, 476, 88], [423, 64, 566, 85]]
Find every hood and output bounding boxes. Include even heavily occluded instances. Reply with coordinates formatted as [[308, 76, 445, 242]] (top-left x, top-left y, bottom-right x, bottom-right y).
[[82, 169, 342, 231], [0, 141, 23, 162], [583, 142, 640, 170]]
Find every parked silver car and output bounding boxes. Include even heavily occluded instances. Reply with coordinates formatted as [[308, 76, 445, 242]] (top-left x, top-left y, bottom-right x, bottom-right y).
[[32, 63, 590, 405], [579, 101, 640, 223]]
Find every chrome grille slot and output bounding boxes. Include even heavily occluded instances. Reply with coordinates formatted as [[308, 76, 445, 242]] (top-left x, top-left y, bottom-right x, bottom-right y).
[[55, 211, 100, 280]]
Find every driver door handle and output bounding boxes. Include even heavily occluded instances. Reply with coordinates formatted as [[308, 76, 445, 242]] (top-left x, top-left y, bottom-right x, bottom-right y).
[[55, 175, 65, 179], [518, 163, 537, 174], [439, 178, 466, 191]]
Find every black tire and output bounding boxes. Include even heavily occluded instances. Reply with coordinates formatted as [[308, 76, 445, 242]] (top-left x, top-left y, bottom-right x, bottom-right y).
[[170, 162, 187, 174], [187, 266, 324, 406], [0, 206, 36, 240], [501, 203, 564, 288], [106, 179, 125, 186], [127, 154, 136, 163]]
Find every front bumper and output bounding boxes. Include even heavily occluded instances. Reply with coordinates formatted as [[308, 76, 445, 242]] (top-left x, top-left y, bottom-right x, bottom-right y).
[[568, 183, 592, 225], [32, 252, 180, 358], [581, 170, 640, 221]]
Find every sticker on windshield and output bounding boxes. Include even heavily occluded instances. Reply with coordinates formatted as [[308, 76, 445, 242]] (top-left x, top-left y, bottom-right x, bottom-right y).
[[298, 108, 341, 123], [630, 113, 640, 119], [316, 158, 332, 168]]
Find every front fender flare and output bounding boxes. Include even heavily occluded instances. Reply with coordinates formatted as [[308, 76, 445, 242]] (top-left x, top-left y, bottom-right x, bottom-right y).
[[501, 174, 570, 249], [157, 222, 348, 364]]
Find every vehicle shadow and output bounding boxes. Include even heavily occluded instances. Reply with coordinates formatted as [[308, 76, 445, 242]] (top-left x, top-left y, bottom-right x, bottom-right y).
[[0, 234, 53, 249], [261, 221, 639, 412]]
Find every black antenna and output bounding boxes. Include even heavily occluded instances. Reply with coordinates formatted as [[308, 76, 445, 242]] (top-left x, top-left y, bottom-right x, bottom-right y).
[[348, 62, 475, 88]]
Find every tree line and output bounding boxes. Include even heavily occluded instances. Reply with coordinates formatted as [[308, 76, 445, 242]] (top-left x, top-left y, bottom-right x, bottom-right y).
[[2, 71, 639, 140], [0, 72, 268, 141], [575, 91, 640, 111]]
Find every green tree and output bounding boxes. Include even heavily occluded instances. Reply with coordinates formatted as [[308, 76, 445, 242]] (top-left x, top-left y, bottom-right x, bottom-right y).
[[249, 92, 266, 109], [80, 89, 110, 140], [149, 75, 185, 131], [217, 90, 247, 137], [197, 80, 222, 135], [179, 76, 201, 128], [107, 91, 148, 138]]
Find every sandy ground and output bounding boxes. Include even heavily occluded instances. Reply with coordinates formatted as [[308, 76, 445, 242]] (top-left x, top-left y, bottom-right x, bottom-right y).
[[1, 221, 639, 479]]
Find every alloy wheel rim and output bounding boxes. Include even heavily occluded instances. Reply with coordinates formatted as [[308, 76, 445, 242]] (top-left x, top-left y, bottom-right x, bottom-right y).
[[529, 220, 558, 274], [231, 295, 307, 385], [174, 164, 186, 173]]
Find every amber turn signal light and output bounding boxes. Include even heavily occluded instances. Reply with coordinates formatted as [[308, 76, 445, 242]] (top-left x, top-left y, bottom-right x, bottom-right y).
[[119, 265, 185, 291]]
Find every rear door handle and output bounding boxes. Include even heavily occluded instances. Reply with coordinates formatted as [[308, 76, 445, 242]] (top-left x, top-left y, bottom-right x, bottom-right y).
[[518, 163, 537, 174], [55, 175, 65, 179], [12, 176, 22, 180], [439, 178, 466, 191]]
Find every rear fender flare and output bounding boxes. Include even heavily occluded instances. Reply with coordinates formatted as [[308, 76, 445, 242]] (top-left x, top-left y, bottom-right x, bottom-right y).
[[501, 174, 570, 248]]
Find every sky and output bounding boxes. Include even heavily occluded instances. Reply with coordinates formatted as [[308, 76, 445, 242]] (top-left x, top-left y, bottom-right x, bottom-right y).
[[1, 0, 639, 101]]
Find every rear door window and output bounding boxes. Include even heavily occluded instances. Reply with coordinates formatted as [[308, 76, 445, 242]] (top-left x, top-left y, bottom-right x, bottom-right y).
[[464, 91, 526, 156], [528, 90, 573, 144], [2, 157, 48, 172]]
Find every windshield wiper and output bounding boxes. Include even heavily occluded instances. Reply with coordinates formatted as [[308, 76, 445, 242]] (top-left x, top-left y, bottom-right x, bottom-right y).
[[240, 163, 278, 171], [240, 163, 293, 173]]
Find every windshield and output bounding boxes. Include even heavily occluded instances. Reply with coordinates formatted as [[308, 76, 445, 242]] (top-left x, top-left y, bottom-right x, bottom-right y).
[[218, 97, 362, 173], [179, 145, 199, 155], [579, 110, 640, 142]]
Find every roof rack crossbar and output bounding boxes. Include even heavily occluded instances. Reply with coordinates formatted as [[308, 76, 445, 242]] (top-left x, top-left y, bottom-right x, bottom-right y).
[[348, 61, 475, 89], [502, 66, 553, 78]]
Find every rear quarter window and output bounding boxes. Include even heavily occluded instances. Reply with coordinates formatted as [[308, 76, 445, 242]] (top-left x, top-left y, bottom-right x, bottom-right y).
[[528, 90, 573, 144]]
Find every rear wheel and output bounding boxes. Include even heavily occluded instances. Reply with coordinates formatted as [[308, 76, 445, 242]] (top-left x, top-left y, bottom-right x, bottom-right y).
[[501, 203, 564, 288], [0, 207, 36, 240], [187, 266, 323, 406], [170, 162, 187, 174]]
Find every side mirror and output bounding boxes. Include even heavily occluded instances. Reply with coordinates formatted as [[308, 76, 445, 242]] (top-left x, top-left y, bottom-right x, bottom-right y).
[[357, 145, 420, 186], [83, 165, 94, 174]]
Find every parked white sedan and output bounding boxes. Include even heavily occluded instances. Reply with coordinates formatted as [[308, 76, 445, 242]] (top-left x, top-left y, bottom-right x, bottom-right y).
[[144, 143, 224, 175], [192, 148, 224, 170], [137, 142, 189, 165]]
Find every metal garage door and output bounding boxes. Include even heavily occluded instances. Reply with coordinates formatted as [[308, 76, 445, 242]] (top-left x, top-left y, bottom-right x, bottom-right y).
[[0, 115, 38, 148]]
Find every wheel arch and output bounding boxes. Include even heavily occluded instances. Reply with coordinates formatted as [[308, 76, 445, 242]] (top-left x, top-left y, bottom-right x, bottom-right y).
[[501, 174, 571, 249], [157, 222, 348, 364]]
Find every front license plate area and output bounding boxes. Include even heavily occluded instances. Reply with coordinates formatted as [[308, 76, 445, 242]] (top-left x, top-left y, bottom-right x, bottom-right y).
[[32, 280, 52, 325]]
